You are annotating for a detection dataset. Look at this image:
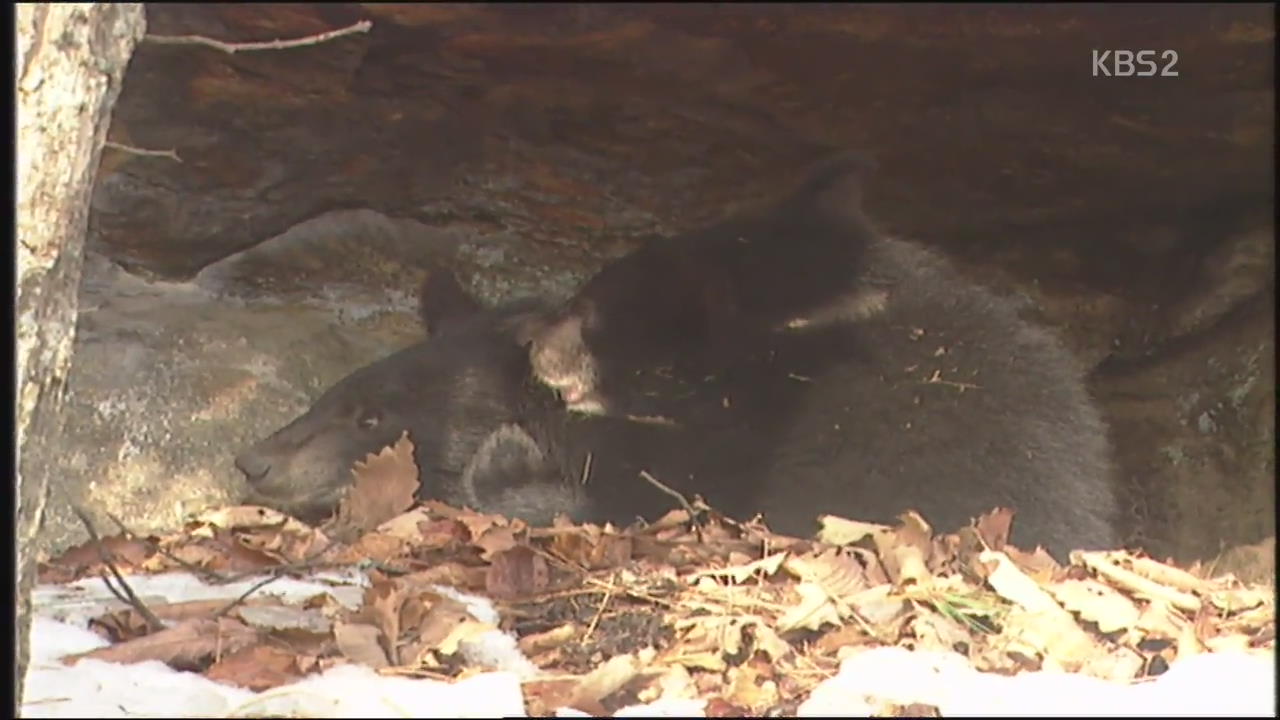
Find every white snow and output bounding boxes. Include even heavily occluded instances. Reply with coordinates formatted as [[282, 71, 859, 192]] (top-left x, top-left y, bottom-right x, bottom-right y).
[[796, 645, 1276, 717], [23, 569, 1277, 717]]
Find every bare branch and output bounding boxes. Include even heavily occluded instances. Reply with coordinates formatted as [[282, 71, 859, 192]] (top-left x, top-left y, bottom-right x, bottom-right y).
[[70, 504, 166, 633], [144, 19, 372, 54], [103, 141, 182, 163]]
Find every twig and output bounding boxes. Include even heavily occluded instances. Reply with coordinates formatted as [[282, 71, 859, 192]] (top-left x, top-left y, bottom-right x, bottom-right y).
[[211, 573, 286, 620], [144, 19, 372, 54], [582, 577, 617, 643], [103, 141, 182, 163], [638, 470, 696, 516], [104, 512, 225, 585], [580, 451, 593, 487], [921, 369, 981, 392], [70, 504, 166, 633]]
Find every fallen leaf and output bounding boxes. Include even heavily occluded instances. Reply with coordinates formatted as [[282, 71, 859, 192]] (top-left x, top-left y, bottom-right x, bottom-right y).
[[236, 604, 332, 634], [1135, 598, 1185, 639], [973, 507, 1016, 552], [982, 551, 1098, 670], [1077, 551, 1202, 613], [518, 623, 580, 655], [205, 643, 306, 691], [874, 512, 935, 587], [1049, 578, 1141, 633], [550, 526, 635, 569], [485, 545, 550, 599], [399, 594, 477, 665], [726, 663, 780, 713], [68, 617, 258, 670], [817, 515, 890, 545], [777, 581, 844, 632], [473, 524, 521, 561], [349, 530, 408, 564], [691, 552, 788, 584], [333, 621, 389, 669], [567, 652, 641, 712], [193, 506, 297, 531], [327, 432, 421, 539], [437, 618, 498, 656], [783, 547, 869, 597], [523, 679, 580, 716], [39, 534, 156, 583], [356, 578, 404, 665]]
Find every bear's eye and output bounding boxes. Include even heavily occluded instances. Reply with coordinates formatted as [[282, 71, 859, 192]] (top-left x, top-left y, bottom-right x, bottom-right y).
[[356, 408, 381, 430]]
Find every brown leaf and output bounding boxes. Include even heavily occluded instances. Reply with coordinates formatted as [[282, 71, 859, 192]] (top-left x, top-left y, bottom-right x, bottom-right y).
[[220, 518, 333, 568], [349, 531, 408, 564], [333, 621, 390, 669], [399, 594, 478, 666], [397, 564, 489, 593], [486, 545, 550, 599], [327, 432, 421, 538], [567, 653, 641, 713], [91, 599, 273, 643], [725, 663, 780, 714], [518, 623, 580, 656], [816, 515, 890, 546], [549, 526, 635, 570], [874, 512, 935, 587], [523, 679, 580, 717], [473, 524, 521, 561], [1048, 578, 1141, 634], [357, 578, 405, 665], [376, 507, 470, 550], [205, 643, 307, 691], [39, 534, 156, 583], [68, 617, 259, 670], [973, 507, 1016, 552]]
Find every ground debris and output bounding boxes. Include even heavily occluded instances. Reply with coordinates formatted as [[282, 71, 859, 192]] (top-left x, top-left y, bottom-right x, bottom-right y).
[[37, 484, 1276, 716]]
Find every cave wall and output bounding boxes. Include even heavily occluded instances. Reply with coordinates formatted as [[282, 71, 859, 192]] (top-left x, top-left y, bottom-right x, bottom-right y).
[[44, 3, 1274, 564]]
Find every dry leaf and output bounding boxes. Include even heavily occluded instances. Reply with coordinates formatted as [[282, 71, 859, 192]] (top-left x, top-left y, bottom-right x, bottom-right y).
[[205, 644, 306, 691], [473, 524, 521, 561], [690, 552, 788, 584], [327, 432, 421, 538], [725, 664, 780, 713], [236, 604, 332, 634], [1135, 598, 1185, 639], [485, 545, 550, 599], [40, 534, 155, 582], [358, 579, 404, 665], [983, 551, 1097, 670], [333, 621, 389, 669], [777, 581, 844, 632], [437, 618, 498, 656], [1049, 578, 1141, 633], [69, 617, 258, 669], [567, 653, 641, 711], [973, 507, 1016, 551], [1077, 551, 1202, 613], [518, 623, 580, 655], [193, 505, 297, 531], [816, 515, 890, 545], [874, 512, 934, 587]]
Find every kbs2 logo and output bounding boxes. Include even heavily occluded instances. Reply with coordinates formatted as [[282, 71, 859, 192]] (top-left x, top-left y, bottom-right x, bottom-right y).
[[1092, 50, 1180, 77]]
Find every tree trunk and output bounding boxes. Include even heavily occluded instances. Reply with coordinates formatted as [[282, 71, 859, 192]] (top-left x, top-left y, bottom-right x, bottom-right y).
[[15, 4, 146, 712]]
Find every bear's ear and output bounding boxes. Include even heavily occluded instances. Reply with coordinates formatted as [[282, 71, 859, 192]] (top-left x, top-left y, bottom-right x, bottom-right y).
[[418, 265, 482, 337], [789, 151, 878, 221], [460, 424, 551, 505], [509, 310, 550, 348], [508, 297, 599, 348]]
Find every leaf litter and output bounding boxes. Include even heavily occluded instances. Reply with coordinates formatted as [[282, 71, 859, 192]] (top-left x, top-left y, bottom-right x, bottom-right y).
[[33, 434, 1276, 717]]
